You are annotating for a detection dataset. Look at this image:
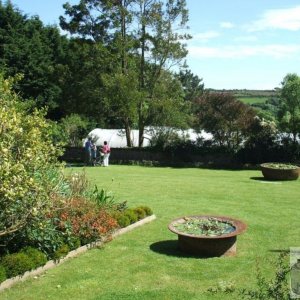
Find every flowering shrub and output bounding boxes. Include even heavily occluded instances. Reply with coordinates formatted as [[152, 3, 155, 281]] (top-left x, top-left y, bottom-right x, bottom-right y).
[[54, 197, 118, 245], [0, 74, 62, 240]]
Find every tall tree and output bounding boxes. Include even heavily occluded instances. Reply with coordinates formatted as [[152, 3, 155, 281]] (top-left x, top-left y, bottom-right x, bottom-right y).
[[135, 0, 190, 146], [278, 73, 300, 143], [60, 0, 136, 145], [0, 2, 68, 117], [60, 0, 190, 146]]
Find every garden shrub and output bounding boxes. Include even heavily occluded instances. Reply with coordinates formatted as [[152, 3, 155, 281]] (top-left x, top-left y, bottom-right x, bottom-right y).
[[116, 215, 131, 228], [55, 197, 118, 245], [24, 217, 66, 259], [124, 209, 138, 224], [53, 244, 70, 260], [0, 73, 62, 242], [0, 264, 7, 283], [133, 207, 146, 220], [137, 206, 153, 216], [20, 247, 47, 268], [1, 253, 35, 278]]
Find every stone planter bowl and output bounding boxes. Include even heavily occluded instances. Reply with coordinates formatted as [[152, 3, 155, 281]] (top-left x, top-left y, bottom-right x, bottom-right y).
[[168, 215, 247, 257], [260, 163, 300, 181]]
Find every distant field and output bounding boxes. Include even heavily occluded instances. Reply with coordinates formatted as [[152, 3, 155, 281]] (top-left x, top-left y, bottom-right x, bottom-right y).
[[238, 96, 268, 105]]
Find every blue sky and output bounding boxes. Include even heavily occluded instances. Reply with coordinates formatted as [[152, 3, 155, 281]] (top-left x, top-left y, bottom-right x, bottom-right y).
[[10, 0, 300, 90]]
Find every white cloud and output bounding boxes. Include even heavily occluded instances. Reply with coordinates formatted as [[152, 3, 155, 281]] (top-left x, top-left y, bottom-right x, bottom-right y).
[[220, 22, 234, 29], [188, 44, 300, 59], [248, 5, 300, 31], [192, 30, 220, 42], [234, 35, 258, 42]]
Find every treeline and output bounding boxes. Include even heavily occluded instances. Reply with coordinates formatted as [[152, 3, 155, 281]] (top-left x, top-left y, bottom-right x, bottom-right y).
[[1, 1, 300, 163], [0, 1, 204, 147]]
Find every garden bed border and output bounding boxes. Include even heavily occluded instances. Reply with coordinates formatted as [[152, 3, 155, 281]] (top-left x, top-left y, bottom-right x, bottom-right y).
[[0, 214, 156, 292]]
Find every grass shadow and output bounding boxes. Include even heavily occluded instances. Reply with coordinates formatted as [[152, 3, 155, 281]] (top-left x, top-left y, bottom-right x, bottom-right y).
[[250, 176, 280, 182], [149, 240, 208, 259], [269, 249, 290, 254]]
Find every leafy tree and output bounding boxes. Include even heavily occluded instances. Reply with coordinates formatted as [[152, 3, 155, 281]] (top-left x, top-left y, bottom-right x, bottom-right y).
[[60, 0, 190, 147], [58, 39, 111, 124], [278, 73, 300, 143], [102, 71, 141, 146], [176, 69, 204, 102], [147, 69, 189, 129], [0, 2, 68, 117], [60, 114, 94, 146], [194, 92, 256, 150], [135, 0, 190, 146]]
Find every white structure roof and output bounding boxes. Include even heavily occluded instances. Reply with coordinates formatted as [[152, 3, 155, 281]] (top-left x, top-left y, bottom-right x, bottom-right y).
[[85, 128, 212, 148]]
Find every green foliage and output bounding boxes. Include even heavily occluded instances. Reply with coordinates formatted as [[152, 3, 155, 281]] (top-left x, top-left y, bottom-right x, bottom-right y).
[[24, 217, 66, 258], [1, 253, 35, 278], [53, 244, 70, 260], [0, 2, 68, 114], [124, 209, 138, 224], [193, 91, 257, 151], [137, 206, 153, 216], [116, 215, 131, 228], [60, 114, 92, 147], [20, 247, 47, 268], [176, 69, 204, 102], [91, 185, 115, 209], [0, 73, 62, 239], [111, 205, 152, 228], [133, 207, 146, 221], [278, 73, 300, 142], [0, 264, 7, 283]]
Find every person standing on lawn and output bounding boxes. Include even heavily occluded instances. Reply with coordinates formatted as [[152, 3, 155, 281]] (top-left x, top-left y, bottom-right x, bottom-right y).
[[84, 136, 93, 165], [101, 141, 111, 167]]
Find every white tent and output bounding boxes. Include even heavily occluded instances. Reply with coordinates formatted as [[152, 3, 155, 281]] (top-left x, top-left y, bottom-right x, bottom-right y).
[[85, 128, 212, 148]]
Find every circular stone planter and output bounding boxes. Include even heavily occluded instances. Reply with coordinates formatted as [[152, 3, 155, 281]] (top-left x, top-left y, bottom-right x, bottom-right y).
[[168, 215, 247, 257], [260, 163, 300, 181]]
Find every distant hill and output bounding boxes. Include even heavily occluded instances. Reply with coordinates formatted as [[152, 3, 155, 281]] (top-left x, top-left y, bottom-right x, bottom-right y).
[[208, 89, 278, 105]]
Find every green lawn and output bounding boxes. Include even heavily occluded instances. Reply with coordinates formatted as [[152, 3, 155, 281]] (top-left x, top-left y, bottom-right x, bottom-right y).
[[238, 96, 268, 105], [2, 165, 300, 299]]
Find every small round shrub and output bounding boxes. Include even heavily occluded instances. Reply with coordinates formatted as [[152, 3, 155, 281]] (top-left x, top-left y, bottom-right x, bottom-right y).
[[117, 215, 131, 228], [53, 244, 70, 260], [133, 207, 146, 220], [1, 253, 35, 278], [0, 264, 7, 283], [20, 247, 47, 268], [124, 209, 138, 224], [137, 206, 153, 216]]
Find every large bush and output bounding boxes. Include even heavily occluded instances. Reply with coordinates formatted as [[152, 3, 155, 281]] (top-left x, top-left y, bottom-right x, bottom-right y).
[[193, 92, 256, 151], [0, 73, 62, 240]]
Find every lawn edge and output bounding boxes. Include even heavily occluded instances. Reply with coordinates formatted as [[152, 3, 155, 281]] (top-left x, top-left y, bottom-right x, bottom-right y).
[[0, 214, 156, 292]]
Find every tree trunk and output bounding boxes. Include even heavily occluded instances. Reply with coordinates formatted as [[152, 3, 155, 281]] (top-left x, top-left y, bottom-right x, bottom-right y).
[[138, 3, 146, 148], [124, 117, 132, 147]]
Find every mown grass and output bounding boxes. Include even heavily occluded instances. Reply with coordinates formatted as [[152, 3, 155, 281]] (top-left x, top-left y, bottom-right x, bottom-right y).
[[238, 96, 268, 105], [2, 165, 300, 299]]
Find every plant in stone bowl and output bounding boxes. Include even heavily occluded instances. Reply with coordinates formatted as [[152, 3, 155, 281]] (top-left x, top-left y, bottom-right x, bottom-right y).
[[168, 215, 247, 257], [173, 217, 235, 237], [260, 162, 300, 180]]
